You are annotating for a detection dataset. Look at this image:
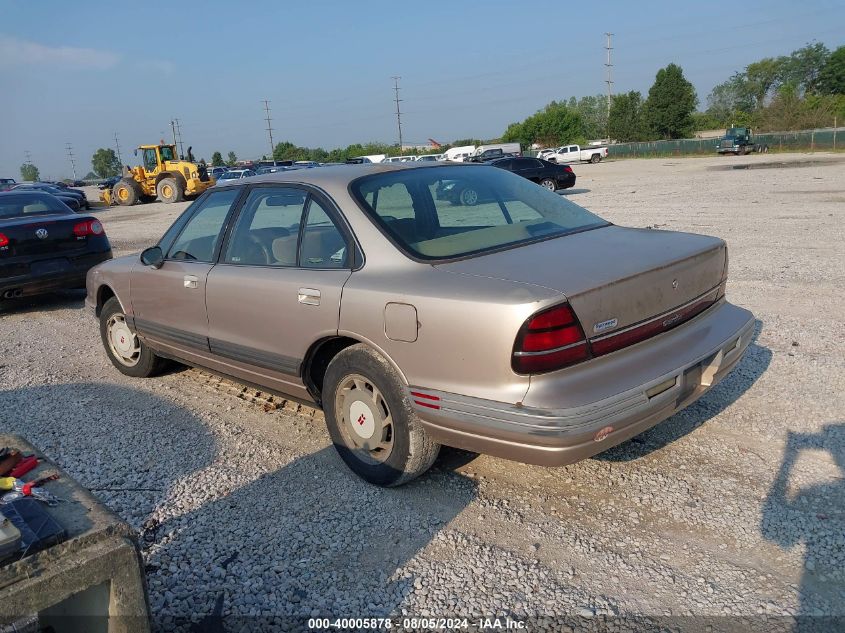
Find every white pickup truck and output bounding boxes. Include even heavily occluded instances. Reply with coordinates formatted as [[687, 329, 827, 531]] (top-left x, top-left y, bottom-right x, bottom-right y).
[[544, 144, 608, 164]]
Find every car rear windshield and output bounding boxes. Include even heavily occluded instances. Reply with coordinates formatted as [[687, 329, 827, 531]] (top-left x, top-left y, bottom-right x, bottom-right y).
[[0, 194, 69, 218], [350, 165, 608, 260]]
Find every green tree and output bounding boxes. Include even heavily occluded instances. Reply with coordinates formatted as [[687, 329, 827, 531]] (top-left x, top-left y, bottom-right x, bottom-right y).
[[567, 94, 609, 140], [608, 91, 646, 142], [691, 111, 723, 131], [20, 163, 40, 181], [91, 148, 121, 178], [780, 42, 830, 94], [502, 101, 583, 147], [642, 63, 698, 139], [226, 151, 237, 167], [706, 72, 756, 125], [819, 45, 845, 95], [211, 151, 224, 167]]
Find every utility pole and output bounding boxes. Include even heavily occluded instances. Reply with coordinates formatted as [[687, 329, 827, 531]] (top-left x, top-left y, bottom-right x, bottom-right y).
[[391, 76, 403, 152], [65, 143, 77, 180], [24, 151, 32, 165], [174, 118, 185, 158], [262, 100, 275, 159], [114, 132, 123, 165], [605, 32, 614, 141], [170, 120, 178, 149]]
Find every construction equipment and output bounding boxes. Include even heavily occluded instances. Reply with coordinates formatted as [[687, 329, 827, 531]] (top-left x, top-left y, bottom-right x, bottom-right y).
[[101, 143, 215, 206]]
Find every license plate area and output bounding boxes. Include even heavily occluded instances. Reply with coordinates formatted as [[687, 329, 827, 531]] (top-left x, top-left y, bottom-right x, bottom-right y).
[[30, 258, 71, 276]]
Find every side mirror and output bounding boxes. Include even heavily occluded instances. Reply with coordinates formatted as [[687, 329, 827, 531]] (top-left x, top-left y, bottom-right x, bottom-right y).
[[133, 149, 138, 157], [140, 246, 164, 269]]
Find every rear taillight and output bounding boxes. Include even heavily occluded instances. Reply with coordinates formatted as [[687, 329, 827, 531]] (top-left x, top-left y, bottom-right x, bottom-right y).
[[563, 165, 573, 173], [73, 220, 104, 237], [512, 303, 589, 374], [0, 233, 8, 248]]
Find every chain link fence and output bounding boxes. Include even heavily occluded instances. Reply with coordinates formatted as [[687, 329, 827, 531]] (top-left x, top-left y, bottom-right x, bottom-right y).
[[604, 127, 843, 158]]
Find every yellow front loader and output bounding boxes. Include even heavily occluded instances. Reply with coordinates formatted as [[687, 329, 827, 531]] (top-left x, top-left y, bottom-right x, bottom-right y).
[[101, 143, 215, 206]]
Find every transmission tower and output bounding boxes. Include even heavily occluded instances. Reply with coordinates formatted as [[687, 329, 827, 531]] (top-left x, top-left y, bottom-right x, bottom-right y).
[[114, 132, 123, 165], [262, 100, 275, 158], [174, 118, 185, 158], [604, 33, 614, 122], [24, 151, 32, 164], [65, 143, 77, 180], [391, 76, 404, 151]]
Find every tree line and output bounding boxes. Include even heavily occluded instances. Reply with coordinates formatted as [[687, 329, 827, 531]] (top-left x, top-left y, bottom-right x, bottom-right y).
[[502, 42, 844, 147]]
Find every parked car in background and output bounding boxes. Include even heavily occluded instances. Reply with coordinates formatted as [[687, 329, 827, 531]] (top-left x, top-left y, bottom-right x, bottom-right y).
[[12, 182, 88, 209], [468, 143, 521, 161], [0, 191, 111, 301], [442, 146, 476, 162], [536, 147, 562, 160], [99, 176, 121, 191], [209, 167, 228, 179], [415, 155, 443, 162], [294, 161, 320, 168], [87, 162, 753, 487], [546, 144, 608, 164], [11, 183, 83, 211], [255, 166, 289, 176], [216, 169, 255, 183], [490, 157, 576, 191], [382, 156, 417, 163], [0, 179, 16, 192]]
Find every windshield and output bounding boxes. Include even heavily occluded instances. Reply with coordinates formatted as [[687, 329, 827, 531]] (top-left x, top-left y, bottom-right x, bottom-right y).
[[0, 193, 70, 218], [218, 172, 238, 180], [350, 165, 609, 260], [160, 146, 175, 161]]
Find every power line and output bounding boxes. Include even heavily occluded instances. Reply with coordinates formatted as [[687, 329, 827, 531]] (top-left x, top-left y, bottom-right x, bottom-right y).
[[262, 100, 275, 158], [391, 76, 403, 151], [65, 143, 77, 180], [114, 132, 123, 165]]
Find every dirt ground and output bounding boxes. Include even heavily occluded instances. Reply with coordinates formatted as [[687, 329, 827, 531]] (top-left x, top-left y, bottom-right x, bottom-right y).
[[1, 152, 844, 629]]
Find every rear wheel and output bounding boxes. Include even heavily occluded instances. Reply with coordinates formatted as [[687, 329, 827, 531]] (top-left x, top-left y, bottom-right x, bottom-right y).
[[100, 297, 166, 377], [157, 177, 184, 203], [323, 344, 440, 486], [590, 154, 601, 164], [540, 178, 557, 191], [112, 180, 139, 206], [459, 187, 479, 206]]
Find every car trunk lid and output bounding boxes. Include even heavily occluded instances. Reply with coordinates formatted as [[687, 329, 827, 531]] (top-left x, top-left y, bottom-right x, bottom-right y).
[[0, 214, 94, 258], [435, 225, 727, 337]]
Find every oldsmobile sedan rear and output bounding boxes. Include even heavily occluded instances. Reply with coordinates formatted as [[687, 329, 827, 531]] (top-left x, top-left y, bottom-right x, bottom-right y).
[[86, 163, 754, 486]]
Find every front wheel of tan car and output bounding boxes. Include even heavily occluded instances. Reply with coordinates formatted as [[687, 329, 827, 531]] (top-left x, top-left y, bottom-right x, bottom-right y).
[[323, 344, 440, 487], [99, 297, 166, 377]]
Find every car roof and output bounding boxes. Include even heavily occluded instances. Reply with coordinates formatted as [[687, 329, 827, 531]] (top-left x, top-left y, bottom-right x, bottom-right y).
[[215, 162, 474, 189], [0, 190, 56, 199]]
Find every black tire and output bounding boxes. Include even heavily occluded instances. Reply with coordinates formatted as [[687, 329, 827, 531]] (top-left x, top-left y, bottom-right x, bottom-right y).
[[590, 153, 601, 164], [157, 177, 184, 203], [99, 297, 166, 377], [112, 180, 139, 206], [459, 187, 479, 206], [540, 178, 557, 191], [323, 344, 440, 486]]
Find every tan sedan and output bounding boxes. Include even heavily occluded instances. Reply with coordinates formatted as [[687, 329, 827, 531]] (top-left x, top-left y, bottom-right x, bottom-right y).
[[86, 163, 755, 486]]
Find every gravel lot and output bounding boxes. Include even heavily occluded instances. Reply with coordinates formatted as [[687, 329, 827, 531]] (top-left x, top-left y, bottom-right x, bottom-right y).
[[1, 152, 844, 631]]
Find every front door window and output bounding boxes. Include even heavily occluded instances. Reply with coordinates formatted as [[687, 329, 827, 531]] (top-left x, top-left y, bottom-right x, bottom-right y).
[[143, 149, 158, 172]]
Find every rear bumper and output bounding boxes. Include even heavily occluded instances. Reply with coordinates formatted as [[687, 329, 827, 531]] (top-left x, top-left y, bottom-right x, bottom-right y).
[[411, 300, 756, 466], [556, 173, 576, 189], [0, 250, 112, 298]]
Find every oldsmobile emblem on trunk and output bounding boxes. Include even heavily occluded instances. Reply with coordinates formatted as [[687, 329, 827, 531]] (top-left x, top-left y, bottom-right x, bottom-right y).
[[672, 279, 679, 289], [593, 318, 618, 333], [35, 228, 48, 239]]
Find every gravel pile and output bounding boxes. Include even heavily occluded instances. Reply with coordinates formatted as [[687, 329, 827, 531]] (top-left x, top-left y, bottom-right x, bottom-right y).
[[1, 153, 843, 631]]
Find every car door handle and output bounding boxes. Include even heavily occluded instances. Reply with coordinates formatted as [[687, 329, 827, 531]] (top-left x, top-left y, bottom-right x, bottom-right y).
[[298, 288, 320, 305], [184, 275, 198, 289]]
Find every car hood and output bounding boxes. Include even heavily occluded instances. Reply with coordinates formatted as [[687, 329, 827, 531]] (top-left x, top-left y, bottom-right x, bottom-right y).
[[435, 225, 727, 334]]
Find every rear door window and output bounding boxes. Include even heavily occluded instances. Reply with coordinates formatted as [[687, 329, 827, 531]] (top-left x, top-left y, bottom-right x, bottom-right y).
[[224, 187, 307, 266]]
